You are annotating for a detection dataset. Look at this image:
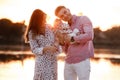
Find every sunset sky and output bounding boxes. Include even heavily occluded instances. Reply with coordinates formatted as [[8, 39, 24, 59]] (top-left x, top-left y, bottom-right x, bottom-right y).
[[0, 0, 120, 31]]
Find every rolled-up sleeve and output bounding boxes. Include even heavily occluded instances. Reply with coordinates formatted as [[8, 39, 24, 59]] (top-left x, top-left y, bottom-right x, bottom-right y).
[[28, 33, 43, 55], [29, 39, 43, 55], [74, 16, 94, 43]]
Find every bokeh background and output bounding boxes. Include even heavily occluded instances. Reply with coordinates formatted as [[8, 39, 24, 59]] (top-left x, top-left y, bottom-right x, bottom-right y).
[[0, 0, 120, 80]]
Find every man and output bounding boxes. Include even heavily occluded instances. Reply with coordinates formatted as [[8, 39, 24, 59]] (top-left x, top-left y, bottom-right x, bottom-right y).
[[55, 5, 94, 80]]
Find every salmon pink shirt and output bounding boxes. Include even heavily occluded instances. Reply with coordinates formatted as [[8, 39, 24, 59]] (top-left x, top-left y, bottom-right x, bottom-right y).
[[64, 15, 94, 64]]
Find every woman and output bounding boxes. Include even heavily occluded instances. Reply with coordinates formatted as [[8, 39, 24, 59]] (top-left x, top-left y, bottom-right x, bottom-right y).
[[24, 9, 60, 80]]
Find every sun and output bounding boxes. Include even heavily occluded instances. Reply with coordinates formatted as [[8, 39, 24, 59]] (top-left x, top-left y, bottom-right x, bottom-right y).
[[46, 15, 57, 27]]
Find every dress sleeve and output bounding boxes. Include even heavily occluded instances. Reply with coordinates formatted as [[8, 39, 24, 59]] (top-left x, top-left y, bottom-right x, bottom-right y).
[[28, 32, 43, 55]]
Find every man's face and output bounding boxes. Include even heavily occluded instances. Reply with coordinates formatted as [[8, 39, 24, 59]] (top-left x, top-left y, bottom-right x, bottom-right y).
[[57, 8, 71, 22]]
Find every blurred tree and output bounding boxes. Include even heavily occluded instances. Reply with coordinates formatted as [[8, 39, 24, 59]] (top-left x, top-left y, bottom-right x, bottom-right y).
[[0, 18, 120, 49], [104, 26, 120, 45], [104, 26, 120, 39], [0, 18, 26, 45], [0, 18, 12, 36], [94, 27, 108, 47]]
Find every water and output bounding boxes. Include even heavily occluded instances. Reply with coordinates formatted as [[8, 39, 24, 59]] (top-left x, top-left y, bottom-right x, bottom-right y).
[[0, 49, 120, 80]]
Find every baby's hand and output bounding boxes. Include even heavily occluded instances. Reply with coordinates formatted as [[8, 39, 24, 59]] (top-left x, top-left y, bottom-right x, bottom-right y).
[[76, 32, 81, 36], [69, 28, 79, 37]]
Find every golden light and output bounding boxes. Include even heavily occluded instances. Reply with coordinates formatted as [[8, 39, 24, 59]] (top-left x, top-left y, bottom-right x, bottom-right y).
[[97, 59, 111, 73], [58, 61, 64, 80], [0, 0, 120, 31], [90, 58, 112, 80], [46, 15, 57, 27], [22, 58, 35, 80]]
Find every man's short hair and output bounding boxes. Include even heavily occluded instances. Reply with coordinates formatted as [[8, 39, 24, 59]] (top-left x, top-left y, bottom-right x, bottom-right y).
[[55, 6, 66, 16]]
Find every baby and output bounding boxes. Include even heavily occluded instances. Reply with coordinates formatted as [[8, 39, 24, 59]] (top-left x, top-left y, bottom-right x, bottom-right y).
[[53, 19, 72, 34], [53, 19, 80, 45]]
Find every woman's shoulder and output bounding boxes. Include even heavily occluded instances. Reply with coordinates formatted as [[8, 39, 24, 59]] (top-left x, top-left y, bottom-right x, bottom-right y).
[[46, 24, 53, 29], [28, 30, 36, 38], [28, 30, 41, 40], [28, 30, 33, 35], [28, 30, 33, 38]]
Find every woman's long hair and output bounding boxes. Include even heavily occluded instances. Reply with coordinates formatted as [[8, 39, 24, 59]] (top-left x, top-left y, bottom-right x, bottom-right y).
[[24, 9, 46, 43]]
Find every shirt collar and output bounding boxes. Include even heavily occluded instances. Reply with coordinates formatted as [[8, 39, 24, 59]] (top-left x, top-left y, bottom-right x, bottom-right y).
[[68, 15, 77, 26]]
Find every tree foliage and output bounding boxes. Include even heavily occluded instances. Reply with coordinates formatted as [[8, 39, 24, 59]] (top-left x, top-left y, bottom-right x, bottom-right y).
[[0, 18, 120, 48], [94, 26, 120, 48], [0, 18, 26, 44], [104, 26, 120, 40]]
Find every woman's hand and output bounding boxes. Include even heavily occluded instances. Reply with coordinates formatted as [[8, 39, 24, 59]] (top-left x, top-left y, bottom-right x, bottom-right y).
[[43, 45, 58, 53], [56, 31, 65, 46]]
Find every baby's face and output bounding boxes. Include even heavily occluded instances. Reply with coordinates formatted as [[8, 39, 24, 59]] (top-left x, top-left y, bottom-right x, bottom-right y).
[[54, 19, 62, 29], [60, 24, 72, 33], [62, 26, 69, 31]]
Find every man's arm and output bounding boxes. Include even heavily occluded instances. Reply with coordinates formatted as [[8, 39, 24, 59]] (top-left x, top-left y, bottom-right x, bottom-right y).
[[73, 16, 94, 43]]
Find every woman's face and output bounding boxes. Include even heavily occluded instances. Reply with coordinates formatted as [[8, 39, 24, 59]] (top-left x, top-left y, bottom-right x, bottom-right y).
[[57, 8, 72, 22]]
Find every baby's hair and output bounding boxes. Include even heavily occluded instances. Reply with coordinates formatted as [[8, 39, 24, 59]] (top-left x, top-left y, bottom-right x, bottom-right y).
[[54, 19, 62, 27]]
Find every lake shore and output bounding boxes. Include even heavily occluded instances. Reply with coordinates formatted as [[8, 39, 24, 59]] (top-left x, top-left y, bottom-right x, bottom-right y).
[[0, 45, 120, 64], [0, 44, 30, 51], [0, 44, 120, 51]]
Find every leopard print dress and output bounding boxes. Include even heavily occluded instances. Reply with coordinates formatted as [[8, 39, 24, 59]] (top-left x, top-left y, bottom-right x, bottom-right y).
[[28, 25, 59, 80]]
